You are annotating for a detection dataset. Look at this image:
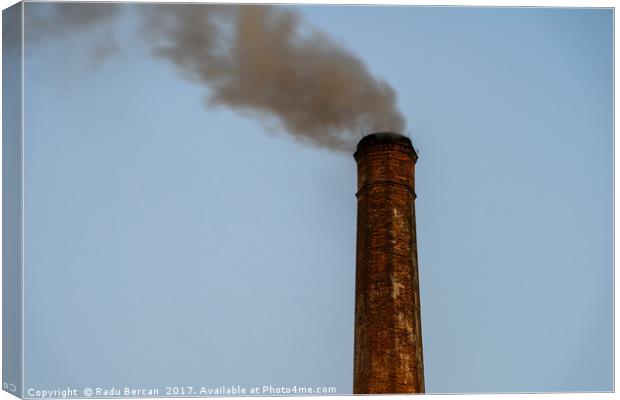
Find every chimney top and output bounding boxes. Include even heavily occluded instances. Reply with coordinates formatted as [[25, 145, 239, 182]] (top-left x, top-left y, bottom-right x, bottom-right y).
[[354, 132, 416, 160]]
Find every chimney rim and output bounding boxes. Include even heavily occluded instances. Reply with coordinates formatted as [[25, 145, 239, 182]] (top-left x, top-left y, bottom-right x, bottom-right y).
[[354, 131, 416, 160]]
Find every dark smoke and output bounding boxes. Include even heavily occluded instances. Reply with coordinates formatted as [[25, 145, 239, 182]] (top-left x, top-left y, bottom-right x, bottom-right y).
[[24, 3, 121, 66], [141, 4, 405, 152], [23, 3, 406, 152], [25, 3, 120, 40]]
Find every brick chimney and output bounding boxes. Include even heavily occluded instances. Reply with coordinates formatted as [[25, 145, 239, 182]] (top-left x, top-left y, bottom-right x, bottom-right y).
[[353, 132, 425, 394]]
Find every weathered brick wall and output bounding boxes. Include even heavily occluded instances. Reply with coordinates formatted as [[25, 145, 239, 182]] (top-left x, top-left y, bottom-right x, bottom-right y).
[[353, 133, 425, 394]]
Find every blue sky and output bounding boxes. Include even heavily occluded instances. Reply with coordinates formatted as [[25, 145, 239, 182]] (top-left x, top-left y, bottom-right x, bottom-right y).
[[18, 3, 612, 394]]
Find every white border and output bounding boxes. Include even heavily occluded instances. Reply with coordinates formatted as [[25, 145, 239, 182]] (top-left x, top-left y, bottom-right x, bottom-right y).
[[0, 2, 615, 400]]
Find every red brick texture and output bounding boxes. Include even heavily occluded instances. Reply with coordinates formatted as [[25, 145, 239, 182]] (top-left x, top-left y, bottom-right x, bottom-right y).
[[353, 133, 425, 394]]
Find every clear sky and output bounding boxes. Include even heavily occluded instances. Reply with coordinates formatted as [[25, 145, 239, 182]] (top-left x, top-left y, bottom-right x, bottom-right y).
[[20, 3, 612, 394]]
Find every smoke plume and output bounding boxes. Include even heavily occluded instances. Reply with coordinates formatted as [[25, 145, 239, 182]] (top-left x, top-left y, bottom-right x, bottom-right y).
[[141, 4, 405, 152], [24, 3, 121, 66], [25, 3, 407, 152]]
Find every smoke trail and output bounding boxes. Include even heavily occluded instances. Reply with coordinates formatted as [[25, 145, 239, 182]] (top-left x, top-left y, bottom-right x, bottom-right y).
[[25, 3, 120, 39], [22, 3, 406, 152], [24, 2, 122, 66], [141, 4, 405, 152]]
